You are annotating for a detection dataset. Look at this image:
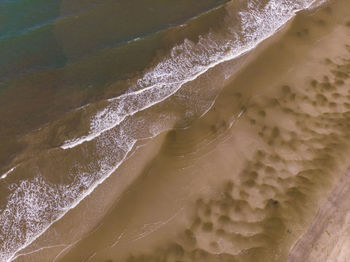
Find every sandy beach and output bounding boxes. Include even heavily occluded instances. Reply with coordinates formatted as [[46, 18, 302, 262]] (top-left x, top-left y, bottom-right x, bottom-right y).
[[8, 0, 350, 261]]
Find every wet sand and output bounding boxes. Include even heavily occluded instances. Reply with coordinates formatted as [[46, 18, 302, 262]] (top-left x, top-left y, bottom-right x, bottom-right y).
[[13, 0, 350, 261]]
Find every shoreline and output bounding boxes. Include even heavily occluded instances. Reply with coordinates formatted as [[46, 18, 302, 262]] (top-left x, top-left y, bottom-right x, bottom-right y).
[[43, 1, 350, 261], [12, 133, 169, 262], [4, 0, 350, 261], [3, 2, 308, 261], [58, 1, 350, 261], [9, 4, 302, 262]]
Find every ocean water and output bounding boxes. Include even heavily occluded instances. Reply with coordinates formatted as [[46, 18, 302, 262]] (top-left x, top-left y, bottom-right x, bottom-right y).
[[0, 0, 326, 261], [0, 0, 228, 167]]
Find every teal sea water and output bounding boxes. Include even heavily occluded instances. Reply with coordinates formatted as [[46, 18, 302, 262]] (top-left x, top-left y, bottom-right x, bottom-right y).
[[0, 0, 227, 166]]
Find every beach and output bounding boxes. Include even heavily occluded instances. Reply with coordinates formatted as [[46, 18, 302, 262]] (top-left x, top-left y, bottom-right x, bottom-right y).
[[2, 0, 350, 261]]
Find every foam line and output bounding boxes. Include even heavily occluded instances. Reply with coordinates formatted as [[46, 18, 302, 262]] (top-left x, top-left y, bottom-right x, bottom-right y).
[[3, 140, 136, 262], [61, 0, 319, 151], [0, 166, 17, 180], [11, 244, 67, 261]]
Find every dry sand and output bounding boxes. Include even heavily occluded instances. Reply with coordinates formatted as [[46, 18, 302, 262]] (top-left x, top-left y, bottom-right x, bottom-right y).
[[14, 0, 350, 261], [288, 168, 350, 262]]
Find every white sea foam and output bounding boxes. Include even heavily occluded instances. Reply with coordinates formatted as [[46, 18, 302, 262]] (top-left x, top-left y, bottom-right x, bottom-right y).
[[0, 138, 137, 262], [61, 0, 318, 151], [0, 166, 16, 180], [1, 1, 324, 261]]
